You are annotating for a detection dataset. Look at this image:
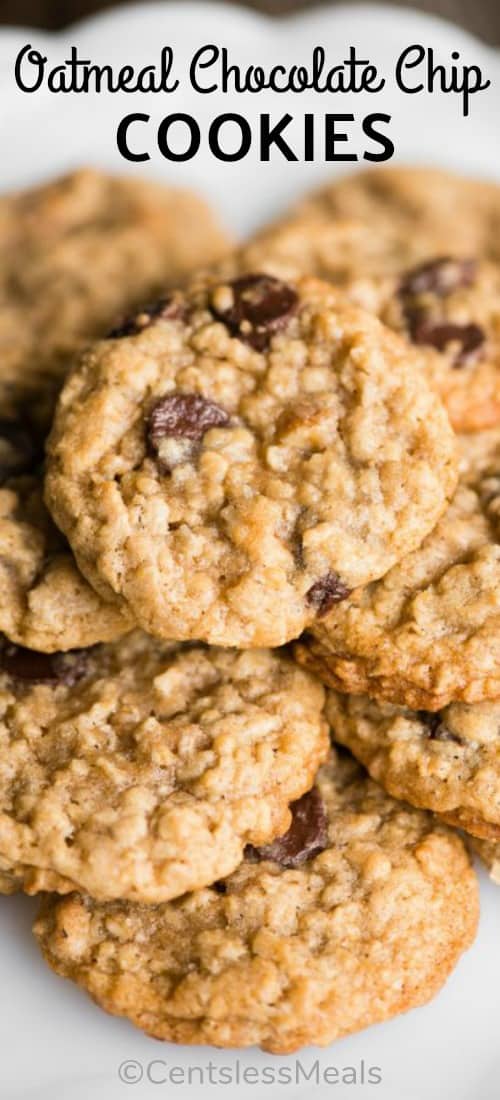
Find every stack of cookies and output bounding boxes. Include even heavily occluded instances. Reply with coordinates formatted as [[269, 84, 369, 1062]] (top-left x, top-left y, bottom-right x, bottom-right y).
[[0, 165, 497, 1053]]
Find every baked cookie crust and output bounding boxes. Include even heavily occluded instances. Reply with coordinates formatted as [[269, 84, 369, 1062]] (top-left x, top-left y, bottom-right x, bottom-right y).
[[0, 168, 229, 651], [0, 635, 327, 901], [470, 837, 500, 883], [224, 172, 500, 431], [33, 750, 478, 1052], [294, 166, 500, 263], [296, 430, 500, 711], [326, 691, 500, 840], [45, 275, 457, 647], [0, 473, 131, 650], [0, 168, 230, 430]]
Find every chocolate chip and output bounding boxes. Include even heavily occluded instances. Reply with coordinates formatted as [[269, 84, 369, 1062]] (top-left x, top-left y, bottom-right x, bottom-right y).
[[399, 257, 477, 300], [417, 711, 442, 737], [211, 880, 227, 895], [0, 641, 90, 686], [409, 318, 485, 367], [417, 711, 460, 744], [245, 788, 328, 869], [0, 418, 40, 483], [147, 392, 230, 473], [398, 259, 485, 367], [306, 573, 352, 617], [107, 295, 185, 339], [212, 275, 298, 351]]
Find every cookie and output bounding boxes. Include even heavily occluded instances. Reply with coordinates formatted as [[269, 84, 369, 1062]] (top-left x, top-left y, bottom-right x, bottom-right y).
[[227, 200, 500, 431], [295, 430, 500, 711], [45, 275, 457, 648], [0, 169, 229, 652], [380, 256, 500, 432], [0, 634, 328, 901], [470, 838, 500, 883], [294, 166, 500, 262], [33, 749, 478, 1053], [0, 168, 230, 431], [0, 466, 131, 651], [326, 692, 500, 840]]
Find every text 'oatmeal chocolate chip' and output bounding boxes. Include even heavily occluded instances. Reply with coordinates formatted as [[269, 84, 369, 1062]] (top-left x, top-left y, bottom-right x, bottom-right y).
[[148, 393, 230, 472], [0, 418, 39, 482], [211, 275, 298, 351], [245, 788, 328, 869], [107, 295, 185, 339], [0, 641, 90, 686], [399, 257, 477, 299], [306, 573, 352, 617]]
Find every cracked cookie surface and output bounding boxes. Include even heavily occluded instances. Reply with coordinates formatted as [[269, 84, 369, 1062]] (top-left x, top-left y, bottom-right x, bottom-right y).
[[0, 635, 327, 901], [296, 430, 500, 710], [46, 275, 457, 648], [33, 749, 478, 1052], [327, 692, 500, 840]]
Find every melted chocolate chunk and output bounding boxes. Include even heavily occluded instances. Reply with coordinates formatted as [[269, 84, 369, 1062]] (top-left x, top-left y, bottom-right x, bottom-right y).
[[409, 317, 485, 367], [399, 257, 476, 300], [245, 788, 329, 869], [417, 711, 460, 743], [417, 711, 442, 737], [148, 393, 230, 472], [0, 641, 90, 686], [306, 573, 352, 617], [399, 258, 485, 367], [107, 295, 185, 339], [0, 417, 40, 483], [211, 880, 227, 895], [212, 275, 298, 351]]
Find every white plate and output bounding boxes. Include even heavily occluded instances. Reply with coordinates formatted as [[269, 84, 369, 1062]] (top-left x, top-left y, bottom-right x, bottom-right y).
[[0, 4, 499, 1098]]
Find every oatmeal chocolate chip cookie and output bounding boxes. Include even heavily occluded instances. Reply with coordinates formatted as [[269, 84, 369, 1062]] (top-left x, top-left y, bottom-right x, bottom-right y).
[[0, 169, 229, 651], [0, 468, 131, 651], [326, 692, 500, 840], [381, 256, 500, 432], [33, 749, 478, 1053], [0, 634, 328, 901], [45, 275, 457, 648], [295, 430, 500, 710], [0, 168, 230, 431], [469, 838, 500, 883], [227, 208, 500, 432], [294, 166, 500, 261]]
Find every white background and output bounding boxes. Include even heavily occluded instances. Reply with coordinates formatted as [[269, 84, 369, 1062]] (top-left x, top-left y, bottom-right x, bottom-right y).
[[0, 4, 499, 1097]]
